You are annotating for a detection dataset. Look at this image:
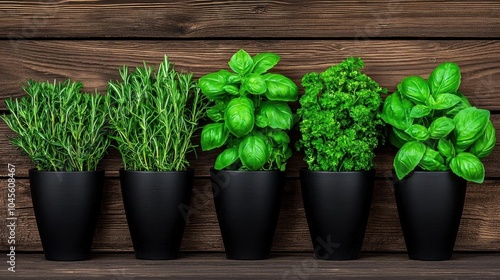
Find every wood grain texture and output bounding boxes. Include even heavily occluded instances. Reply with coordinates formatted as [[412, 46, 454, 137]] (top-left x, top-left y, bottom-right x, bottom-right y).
[[1, 178, 499, 252], [1, 1, 499, 39], [0, 40, 499, 112], [10, 253, 500, 279]]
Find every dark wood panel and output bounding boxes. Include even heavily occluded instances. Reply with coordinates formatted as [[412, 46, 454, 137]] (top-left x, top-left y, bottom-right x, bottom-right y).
[[1, 1, 499, 38], [1, 178, 499, 252], [11, 253, 500, 279]]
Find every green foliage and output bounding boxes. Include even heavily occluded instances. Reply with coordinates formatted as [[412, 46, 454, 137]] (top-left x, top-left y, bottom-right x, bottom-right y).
[[2, 80, 110, 171], [297, 57, 386, 171], [381, 62, 495, 183], [199, 49, 298, 171], [107, 55, 207, 171]]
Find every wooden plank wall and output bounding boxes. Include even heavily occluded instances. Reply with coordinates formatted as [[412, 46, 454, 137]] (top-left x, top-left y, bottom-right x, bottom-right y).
[[0, 1, 499, 252]]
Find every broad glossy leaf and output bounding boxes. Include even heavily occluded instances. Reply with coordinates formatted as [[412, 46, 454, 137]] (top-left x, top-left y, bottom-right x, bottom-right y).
[[445, 92, 472, 118], [267, 130, 290, 145], [238, 135, 270, 170], [214, 147, 239, 170], [252, 53, 280, 74], [418, 147, 447, 171], [198, 70, 232, 99], [410, 104, 431, 118], [429, 117, 454, 139], [469, 121, 496, 159], [228, 49, 254, 76], [450, 152, 485, 183], [428, 62, 461, 95], [405, 124, 430, 141], [430, 93, 462, 110], [264, 73, 298, 102], [243, 73, 267, 95], [255, 101, 293, 130], [398, 76, 430, 104], [389, 127, 412, 148], [453, 107, 490, 151], [381, 92, 413, 130], [225, 97, 255, 137], [223, 85, 239, 95], [394, 141, 426, 180], [438, 138, 456, 159], [201, 123, 229, 151]]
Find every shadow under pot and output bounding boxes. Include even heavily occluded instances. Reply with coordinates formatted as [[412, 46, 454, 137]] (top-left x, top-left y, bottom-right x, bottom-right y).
[[393, 171, 467, 261], [29, 169, 104, 261], [300, 169, 375, 260], [120, 169, 193, 260], [210, 169, 285, 260]]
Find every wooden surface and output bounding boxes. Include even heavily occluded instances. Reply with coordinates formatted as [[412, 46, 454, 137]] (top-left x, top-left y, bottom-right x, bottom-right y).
[[5, 253, 500, 279], [0, 1, 499, 254]]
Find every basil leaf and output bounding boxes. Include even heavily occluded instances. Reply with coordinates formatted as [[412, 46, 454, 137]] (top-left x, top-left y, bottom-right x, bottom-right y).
[[201, 123, 229, 151], [381, 92, 413, 130], [428, 62, 461, 95], [198, 70, 231, 99], [394, 141, 426, 180], [445, 92, 472, 118], [429, 116, 454, 139], [238, 135, 270, 170], [469, 121, 496, 159], [267, 129, 291, 145], [453, 107, 490, 152], [389, 127, 412, 148], [263, 73, 299, 102], [450, 152, 485, 183], [405, 124, 430, 141], [223, 85, 239, 95], [398, 76, 430, 105], [243, 73, 267, 95], [438, 138, 456, 159], [410, 104, 431, 118], [228, 49, 254, 76], [430, 93, 462, 110], [225, 97, 255, 137], [252, 53, 280, 74], [418, 147, 447, 171], [206, 101, 226, 122], [255, 101, 293, 130], [214, 147, 239, 170]]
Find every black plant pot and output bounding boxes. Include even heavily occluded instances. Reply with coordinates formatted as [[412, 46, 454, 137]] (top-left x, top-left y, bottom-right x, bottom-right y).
[[393, 171, 467, 261], [120, 169, 193, 260], [29, 170, 104, 261], [300, 169, 375, 260], [210, 169, 285, 260]]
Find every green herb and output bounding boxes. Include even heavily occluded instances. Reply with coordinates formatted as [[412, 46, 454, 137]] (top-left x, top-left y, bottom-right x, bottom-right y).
[[381, 62, 495, 183], [199, 49, 298, 171], [2, 80, 110, 171], [297, 57, 386, 171], [106, 55, 207, 171]]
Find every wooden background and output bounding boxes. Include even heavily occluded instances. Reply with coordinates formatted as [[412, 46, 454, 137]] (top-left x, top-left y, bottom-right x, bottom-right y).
[[0, 1, 499, 253]]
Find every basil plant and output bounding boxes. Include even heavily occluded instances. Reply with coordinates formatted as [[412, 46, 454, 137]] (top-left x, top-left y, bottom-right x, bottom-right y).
[[382, 62, 495, 183], [199, 49, 299, 171]]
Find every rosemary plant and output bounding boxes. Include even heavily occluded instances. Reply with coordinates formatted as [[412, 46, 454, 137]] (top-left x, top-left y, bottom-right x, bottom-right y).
[[106, 55, 207, 171], [2, 80, 111, 171]]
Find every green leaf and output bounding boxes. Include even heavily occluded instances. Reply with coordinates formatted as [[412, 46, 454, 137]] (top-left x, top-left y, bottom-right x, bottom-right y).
[[398, 76, 430, 105], [428, 62, 461, 95], [438, 138, 456, 159], [445, 92, 472, 118], [418, 147, 447, 171], [198, 70, 231, 99], [267, 130, 290, 145], [243, 73, 267, 95], [252, 53, 280, 74], [450, 152, 485, 183], [389, 127, 412, 148], [410, 104, 431, 118], [405, 124, 430, 141], [430, 93, 462, 110], [223, 85, 239, 95], [238, 135, 270, 170], [453, 107, 490, 152], [469, 120, 496, 159], [394, 141, 426, 180], [429, 116, 454, 139], [201, 123, 229, 151], [264, 73, 299, 102], [228, 49, 254, 76], [214, 147, 239, 170], [255, 101, 293, 130], [381, 92, 413, 130], [224, 97, 255, 137]]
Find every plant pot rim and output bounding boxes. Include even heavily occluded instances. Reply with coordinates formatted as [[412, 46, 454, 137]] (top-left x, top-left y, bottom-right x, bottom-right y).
[[119, 168, 194, 174], [300, 168, 374, 174], [29, 169, 104, 174], [210, 168, 284, 174]]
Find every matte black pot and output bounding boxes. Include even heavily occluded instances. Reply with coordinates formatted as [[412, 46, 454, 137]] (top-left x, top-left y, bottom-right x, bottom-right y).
[[120, 169, 193, 260], [393, 171, 467, 261], [210, 169, 285, 260], [29, 170, 104, 261], [300, 169, 375, 260]]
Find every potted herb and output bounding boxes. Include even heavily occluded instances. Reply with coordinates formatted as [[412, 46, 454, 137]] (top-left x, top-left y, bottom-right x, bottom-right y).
[[381, 62, 496, 260], [106, 56, 207, 260], [199, 49, 298, 259], [2, 80, 110, 261], [297, 57, 386, 260]]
